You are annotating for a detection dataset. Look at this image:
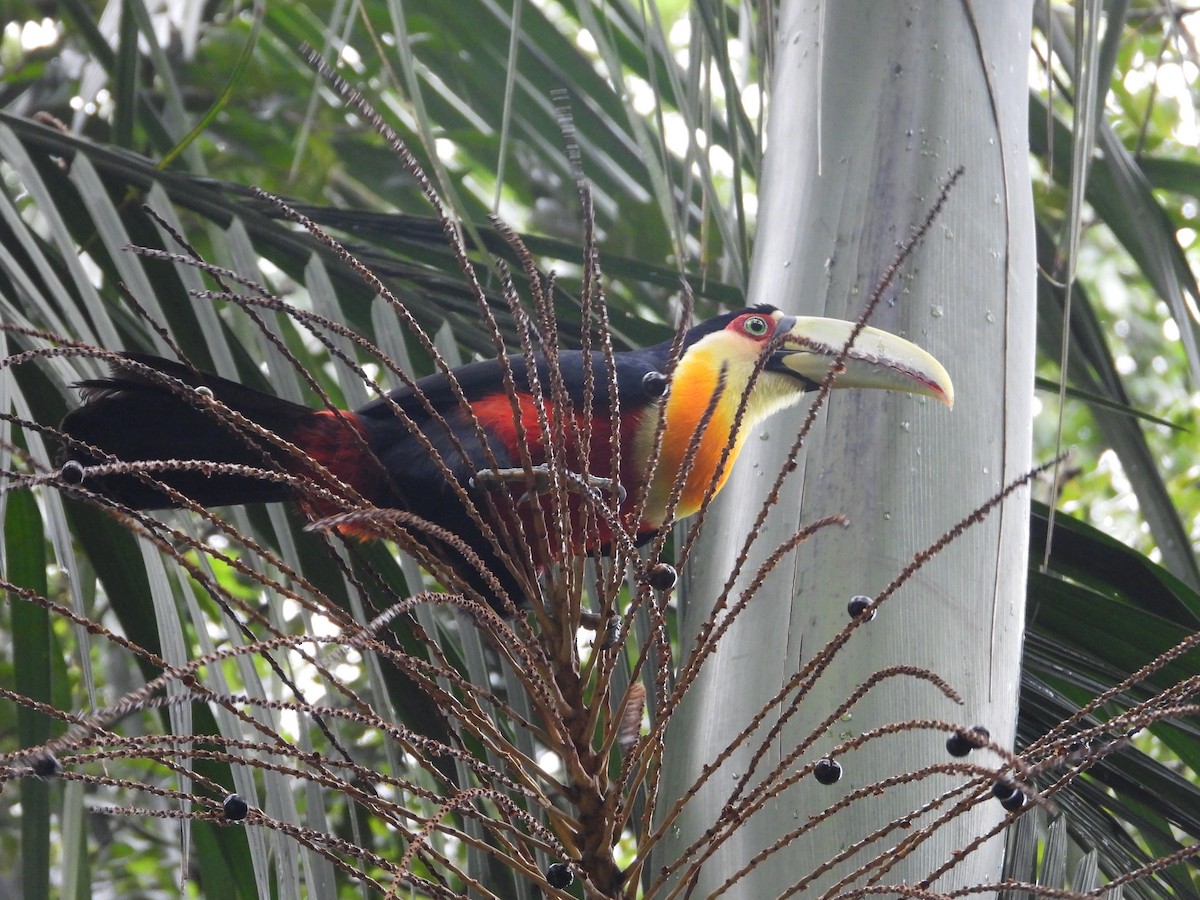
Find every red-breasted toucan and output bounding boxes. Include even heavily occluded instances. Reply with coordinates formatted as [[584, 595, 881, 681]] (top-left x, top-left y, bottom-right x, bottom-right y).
[[59, 306, 952, 610]]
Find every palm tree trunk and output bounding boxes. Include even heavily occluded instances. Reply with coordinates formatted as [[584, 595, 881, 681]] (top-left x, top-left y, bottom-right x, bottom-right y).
[[658, 1, 1036, 894]]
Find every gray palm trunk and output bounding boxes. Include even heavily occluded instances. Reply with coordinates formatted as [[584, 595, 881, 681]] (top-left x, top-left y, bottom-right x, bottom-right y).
[[658, 2, 1036, 895]]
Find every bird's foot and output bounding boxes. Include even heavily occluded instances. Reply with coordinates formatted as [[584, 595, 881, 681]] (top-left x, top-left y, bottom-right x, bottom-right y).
[[470, 465, 626, 506]]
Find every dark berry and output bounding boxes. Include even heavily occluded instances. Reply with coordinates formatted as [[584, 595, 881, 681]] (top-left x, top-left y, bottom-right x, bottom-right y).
[[992, 779, 1025, 811], [31, 754, 61, 778], [1000, 789, 1026, 812], [814, 758, 842, 785], [545, 862, 574, 889], [847, 595, 876, 621], [60, 461, 85, 484], [946, 725, 990, 757], [1065, 738, 1091, 762], [222, 793, 249, 821], [647, 562, 677, 591], [642, 370, 669, 400], [945, 733, 972, 757]]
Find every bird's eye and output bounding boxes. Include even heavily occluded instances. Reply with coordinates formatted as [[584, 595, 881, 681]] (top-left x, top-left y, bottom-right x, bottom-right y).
[[742, 315, 770, 337]]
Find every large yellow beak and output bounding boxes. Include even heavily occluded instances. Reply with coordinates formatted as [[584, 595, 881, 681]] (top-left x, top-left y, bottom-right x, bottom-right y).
[[770, 315, 954, 408]]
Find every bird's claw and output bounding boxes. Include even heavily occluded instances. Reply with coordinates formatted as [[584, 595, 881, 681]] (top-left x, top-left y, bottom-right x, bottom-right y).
[[470, 465, 626, 506]]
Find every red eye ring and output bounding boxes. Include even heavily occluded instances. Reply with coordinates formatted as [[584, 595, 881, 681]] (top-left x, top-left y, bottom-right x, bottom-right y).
[[742, 314, 770, 338]]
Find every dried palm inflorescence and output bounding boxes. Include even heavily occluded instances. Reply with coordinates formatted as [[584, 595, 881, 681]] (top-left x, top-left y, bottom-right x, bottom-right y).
[[1, 63, 1196, 900]]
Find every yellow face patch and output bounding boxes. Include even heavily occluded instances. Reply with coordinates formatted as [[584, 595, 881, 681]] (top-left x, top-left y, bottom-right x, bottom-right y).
[[637, 324, 808, 526]]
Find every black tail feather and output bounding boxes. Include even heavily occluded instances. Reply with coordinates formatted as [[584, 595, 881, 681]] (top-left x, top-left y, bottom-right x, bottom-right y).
[[60, 354, 316, 510]]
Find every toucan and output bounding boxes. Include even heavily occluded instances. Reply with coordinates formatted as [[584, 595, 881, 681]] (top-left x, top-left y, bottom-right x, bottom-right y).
[[58, 305, 952, 611]]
